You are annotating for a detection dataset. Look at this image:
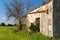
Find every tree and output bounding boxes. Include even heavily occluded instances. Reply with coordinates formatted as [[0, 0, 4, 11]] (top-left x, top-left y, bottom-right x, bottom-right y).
[[7, 24, 13, 26], [0, 22, 5, 26], [6, 0, 34, 30]]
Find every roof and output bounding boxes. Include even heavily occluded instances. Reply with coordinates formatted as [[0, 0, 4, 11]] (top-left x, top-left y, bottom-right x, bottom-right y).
[[28, 10, 46, 14], [27, 0, 52, 14]]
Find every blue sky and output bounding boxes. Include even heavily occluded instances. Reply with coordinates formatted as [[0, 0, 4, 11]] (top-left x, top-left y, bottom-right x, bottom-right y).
[[0, 0, 48, 25]]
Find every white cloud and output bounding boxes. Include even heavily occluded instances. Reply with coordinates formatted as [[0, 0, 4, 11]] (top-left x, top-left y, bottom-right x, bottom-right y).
[[0, 17, 14, 25]]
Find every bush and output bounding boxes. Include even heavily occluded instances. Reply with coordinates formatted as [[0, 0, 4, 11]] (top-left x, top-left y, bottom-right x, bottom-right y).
[[30, 18, 40, 32], [30, 23, 37, 32], [7, 24, 14, 26]]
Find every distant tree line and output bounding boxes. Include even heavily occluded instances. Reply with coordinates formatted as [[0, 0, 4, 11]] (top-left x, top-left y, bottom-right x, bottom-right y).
[[0, 22, 17, 26]]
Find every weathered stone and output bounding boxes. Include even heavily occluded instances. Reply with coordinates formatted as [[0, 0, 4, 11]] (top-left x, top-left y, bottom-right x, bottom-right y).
[[27, 0, 60, 37]]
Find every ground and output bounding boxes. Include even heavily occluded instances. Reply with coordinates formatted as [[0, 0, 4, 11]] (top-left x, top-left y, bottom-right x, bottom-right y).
[[0, 26, 59, 40]]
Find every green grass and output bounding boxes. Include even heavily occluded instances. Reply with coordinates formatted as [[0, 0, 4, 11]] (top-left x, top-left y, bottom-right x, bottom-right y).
[[0, 26, 56, 40]]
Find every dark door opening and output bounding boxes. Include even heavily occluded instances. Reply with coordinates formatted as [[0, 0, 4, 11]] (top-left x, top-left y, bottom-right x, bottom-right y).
[[35, 18, 40, 32]]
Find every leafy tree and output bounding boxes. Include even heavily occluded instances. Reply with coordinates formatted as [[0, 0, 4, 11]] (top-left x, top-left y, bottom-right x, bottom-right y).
[[0, 22, 5, 26], [7, 24, 13, 26]]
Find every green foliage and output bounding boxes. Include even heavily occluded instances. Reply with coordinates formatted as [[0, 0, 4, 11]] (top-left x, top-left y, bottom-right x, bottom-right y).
[[30, 23, 37, 32], [0, 26, 59, 40], [22, 19, 29, 32], [30, 18, 40, 32], [35, 18, 40, 32]]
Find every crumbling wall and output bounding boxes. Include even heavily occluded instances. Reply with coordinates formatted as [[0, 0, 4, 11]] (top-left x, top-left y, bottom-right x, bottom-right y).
[[40, 0, 53, 37], [53, 0, 60, 37]]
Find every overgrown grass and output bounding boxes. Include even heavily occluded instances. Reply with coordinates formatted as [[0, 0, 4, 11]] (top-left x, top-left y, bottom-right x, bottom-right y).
[[0, 26, 59, 40]]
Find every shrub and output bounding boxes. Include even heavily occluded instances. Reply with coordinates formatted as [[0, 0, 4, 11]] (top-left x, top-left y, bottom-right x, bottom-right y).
[[30, 23, 37, 32], [7, 24, 14, 26], [30, 18, 40, 32]]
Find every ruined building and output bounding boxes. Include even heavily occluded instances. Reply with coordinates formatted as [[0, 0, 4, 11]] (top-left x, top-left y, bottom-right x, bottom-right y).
[[27, 0, 60, 37]]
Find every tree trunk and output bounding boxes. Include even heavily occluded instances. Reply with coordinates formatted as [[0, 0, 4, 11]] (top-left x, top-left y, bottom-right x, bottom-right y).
[[18, 21, 22, 30]]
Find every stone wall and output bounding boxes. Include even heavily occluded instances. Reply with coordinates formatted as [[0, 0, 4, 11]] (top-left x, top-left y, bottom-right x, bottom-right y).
[[53, 0, 60, 37], [27, 0, 53, 37], [27, 13, 40, 26], [40, 0, 53, 37]]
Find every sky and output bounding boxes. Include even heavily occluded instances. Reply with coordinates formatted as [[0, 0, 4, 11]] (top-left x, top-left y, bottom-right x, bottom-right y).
[[0, 0, 48, 25]]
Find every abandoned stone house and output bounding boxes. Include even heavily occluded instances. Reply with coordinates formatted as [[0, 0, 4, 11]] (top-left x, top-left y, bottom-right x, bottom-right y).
[[27, 0, 60, 37]]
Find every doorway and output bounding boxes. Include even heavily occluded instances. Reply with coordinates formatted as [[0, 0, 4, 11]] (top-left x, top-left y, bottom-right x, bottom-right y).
[[35, 18, 40, 32]]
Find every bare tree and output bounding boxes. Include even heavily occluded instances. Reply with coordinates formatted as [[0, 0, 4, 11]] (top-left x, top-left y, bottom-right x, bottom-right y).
[[6, 0, 34, 30]]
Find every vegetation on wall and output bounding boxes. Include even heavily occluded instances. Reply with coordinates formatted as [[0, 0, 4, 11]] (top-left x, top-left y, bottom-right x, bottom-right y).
[[30, 18, 40, 32]]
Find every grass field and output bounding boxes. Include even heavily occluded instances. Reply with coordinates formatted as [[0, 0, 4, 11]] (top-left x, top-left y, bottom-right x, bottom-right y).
[[0, 26, 59, 40]]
